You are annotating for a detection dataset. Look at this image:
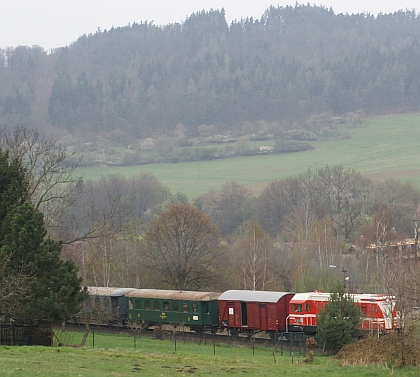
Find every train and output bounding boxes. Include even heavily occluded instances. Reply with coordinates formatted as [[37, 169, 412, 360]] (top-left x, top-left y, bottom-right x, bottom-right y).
[[82, 287, 397, 336]]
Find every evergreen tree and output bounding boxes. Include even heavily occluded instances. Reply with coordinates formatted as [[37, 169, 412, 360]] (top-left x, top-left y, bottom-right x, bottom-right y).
[[0, 148, 87, 322], [0, 149, 28, 229], [316, 286, 360, 352]]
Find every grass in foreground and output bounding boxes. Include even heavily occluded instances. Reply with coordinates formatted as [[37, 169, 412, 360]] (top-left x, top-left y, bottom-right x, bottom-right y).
[[0, 331, 419, 376]]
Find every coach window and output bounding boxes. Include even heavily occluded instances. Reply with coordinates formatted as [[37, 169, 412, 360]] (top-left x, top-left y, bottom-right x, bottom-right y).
[[203, 302, 209, 314], [183, 302, 188, 312], [145, 300, 150, 310], [163, 301, 169, 311], [128, 299, 133, 309], [192, 303, 198, 313], [154, 301, 160, 311], [173, 302, 179, 312], [135, 300, 141, 310]]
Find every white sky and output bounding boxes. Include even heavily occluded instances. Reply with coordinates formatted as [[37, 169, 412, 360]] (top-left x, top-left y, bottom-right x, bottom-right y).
[[1, 1, 419, 51]]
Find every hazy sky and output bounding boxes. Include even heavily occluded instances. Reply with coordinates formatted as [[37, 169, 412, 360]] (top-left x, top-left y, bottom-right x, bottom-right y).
[[2, 1, 418, 50]]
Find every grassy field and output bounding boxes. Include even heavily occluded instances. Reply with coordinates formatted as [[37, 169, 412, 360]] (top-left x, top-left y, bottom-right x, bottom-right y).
[[76, 114, 420, 199], [1, 331, 418, 376]]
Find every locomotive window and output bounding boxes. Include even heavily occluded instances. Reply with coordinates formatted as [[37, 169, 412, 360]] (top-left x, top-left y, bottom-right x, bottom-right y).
[[183, 302, 188, 312], [163, 301, 169, 311], [173, 302, 179, 312], [305, 303, 310, 312], [291, 304, 302, 312], [154, 301, 160, 311], [134, 300, 141, 310], [145, 300, 150, 310]]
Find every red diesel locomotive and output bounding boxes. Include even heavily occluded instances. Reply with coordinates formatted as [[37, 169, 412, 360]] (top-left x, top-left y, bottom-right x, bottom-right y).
[[287, 291, 397, 334]]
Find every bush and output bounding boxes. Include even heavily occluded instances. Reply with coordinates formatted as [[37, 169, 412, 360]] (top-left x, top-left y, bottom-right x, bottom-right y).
[[273, 140, 315, 153], [287, 129, 317, 141], [195, 147, 217, 160], [336, 333, 420, 367]]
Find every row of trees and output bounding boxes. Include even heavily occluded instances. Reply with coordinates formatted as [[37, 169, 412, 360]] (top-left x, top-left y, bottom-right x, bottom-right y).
[[64, 172, 419, 294], [196, 167, 419, 241]]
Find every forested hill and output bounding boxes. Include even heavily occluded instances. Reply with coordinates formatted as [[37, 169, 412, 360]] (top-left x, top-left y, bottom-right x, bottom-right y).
[[1, 5, 420, 141]]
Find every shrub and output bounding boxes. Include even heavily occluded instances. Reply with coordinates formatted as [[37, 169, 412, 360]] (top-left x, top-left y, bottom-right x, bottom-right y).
[[273, 140, 315, 153]]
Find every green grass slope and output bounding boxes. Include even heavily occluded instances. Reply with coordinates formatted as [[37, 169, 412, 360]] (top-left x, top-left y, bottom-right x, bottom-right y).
[[1, 331, 418, 376], [76, 114, 420, 199]]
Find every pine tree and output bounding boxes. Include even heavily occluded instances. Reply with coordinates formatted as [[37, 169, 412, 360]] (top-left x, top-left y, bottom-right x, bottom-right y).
[[316, 286, 360, 352], [0, 148, 87, 322]]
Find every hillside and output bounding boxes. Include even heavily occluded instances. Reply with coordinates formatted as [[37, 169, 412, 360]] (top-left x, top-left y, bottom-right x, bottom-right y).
[[1, 5, 420, 150], [76, 113, 420, 199]]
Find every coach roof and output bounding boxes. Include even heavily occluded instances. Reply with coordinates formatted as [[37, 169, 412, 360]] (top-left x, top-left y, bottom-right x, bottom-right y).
[[126, 289, 221, 301], [87, 287, 137, 296], [218, 290, 294, 303]]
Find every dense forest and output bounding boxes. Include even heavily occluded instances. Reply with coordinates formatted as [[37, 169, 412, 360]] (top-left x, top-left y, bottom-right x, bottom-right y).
[[1, 5, 420, 145]]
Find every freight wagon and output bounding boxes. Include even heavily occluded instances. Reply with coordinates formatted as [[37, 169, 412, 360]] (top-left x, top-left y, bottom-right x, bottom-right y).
[[218, 290, 295, 335]]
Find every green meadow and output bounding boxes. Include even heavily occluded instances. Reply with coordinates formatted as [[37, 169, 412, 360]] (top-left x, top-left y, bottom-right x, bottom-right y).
[[76, 114, 420, 199], [0, 331, 418, 376]]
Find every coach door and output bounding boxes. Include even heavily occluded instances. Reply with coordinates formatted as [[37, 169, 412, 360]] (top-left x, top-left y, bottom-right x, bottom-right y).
[[266, 305, 277, 331], [227, 301, 238, 327], [259, 304, 267, 330], [111, 297, 119, 318], [241, 302, 248, 327]]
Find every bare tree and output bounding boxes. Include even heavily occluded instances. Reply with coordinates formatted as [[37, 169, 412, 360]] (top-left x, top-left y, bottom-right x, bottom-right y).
[[255, 170, 317, 237], [144, 203, 220, 291], [197, 181, 254, 236], [308, 217, 342, 269], [379, 257, 420, 334], [77, 294, 114, 346], [0, 125, 80, 235], [360, 203, 405, 270], [234, 220, 273, 291], [370, 178, 420, 235], [60, 174, 134, 243], [316, 164, 370, 242]]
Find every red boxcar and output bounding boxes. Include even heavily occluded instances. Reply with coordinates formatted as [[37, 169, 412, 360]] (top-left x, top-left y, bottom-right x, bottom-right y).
[[287, 291, 397, 334], [218, 290, 295, 334]]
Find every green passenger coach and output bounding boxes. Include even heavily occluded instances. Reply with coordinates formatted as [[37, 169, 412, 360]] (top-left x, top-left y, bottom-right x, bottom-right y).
[[126, 289, 220, 329]]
